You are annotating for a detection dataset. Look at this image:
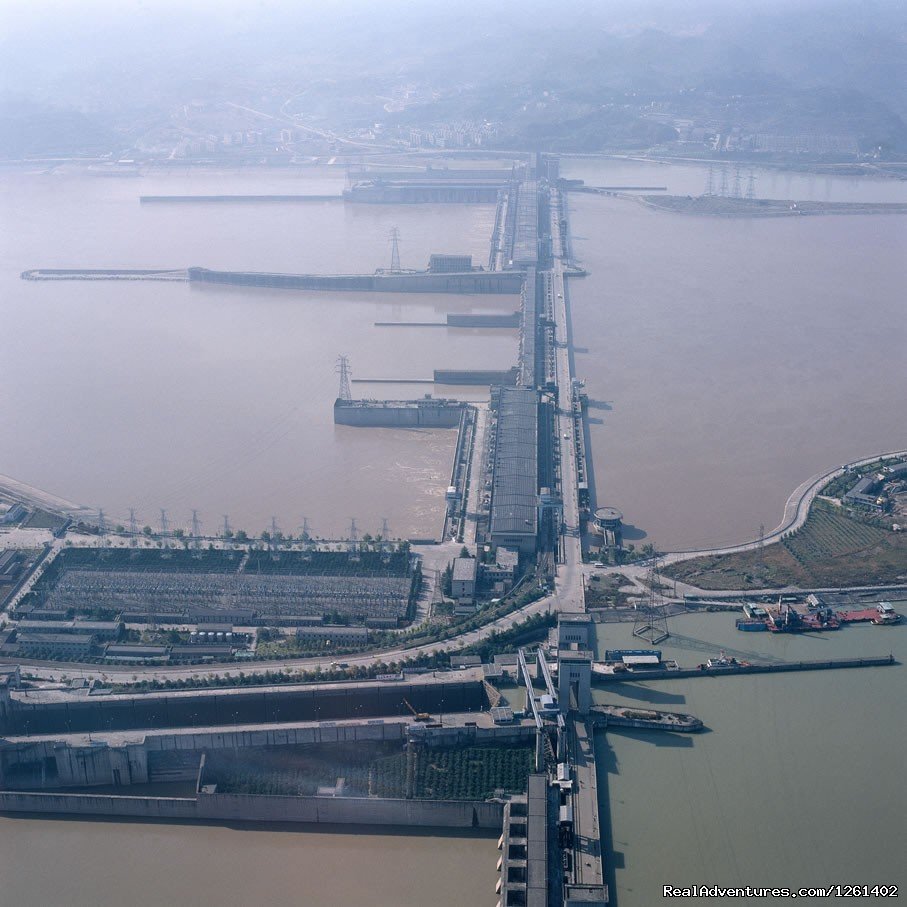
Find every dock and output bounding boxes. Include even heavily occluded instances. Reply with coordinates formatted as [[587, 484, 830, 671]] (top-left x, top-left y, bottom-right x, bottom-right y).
[[21, 269, 188, 281], [592, 654, 896, 682], [139, 194, 341, 203]]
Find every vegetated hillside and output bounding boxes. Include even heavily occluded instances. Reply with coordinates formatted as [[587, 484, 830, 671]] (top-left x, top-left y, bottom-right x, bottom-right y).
[[0, 102, 118, 157], [665, 504, 907, 590], [2, 1, 906, 156]]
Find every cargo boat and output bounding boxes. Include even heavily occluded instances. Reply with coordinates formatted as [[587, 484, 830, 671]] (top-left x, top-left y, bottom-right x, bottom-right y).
[[735, 618, 768, 632], [840, 602, 902, 626], [766, 602, 840, 633]]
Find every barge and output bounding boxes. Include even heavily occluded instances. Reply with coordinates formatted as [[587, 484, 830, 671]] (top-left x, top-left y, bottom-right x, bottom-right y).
[[840, 603, 902, 625]]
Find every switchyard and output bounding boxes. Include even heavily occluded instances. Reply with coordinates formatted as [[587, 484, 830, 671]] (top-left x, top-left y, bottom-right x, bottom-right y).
[[16, 547, 419, 628]]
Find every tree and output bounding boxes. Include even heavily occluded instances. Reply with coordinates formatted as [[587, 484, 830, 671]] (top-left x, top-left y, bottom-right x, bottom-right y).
[[142, 526, 153, 536], [173, 528, 185, 539], [234, 529, 248, 543]]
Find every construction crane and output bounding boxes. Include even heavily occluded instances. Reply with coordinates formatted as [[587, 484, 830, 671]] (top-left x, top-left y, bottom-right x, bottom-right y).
[[402, 698, 431, 722]]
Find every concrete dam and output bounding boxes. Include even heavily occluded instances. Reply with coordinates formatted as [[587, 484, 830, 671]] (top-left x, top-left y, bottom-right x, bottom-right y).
[[20, 267, 524, 295], [188, 267, 524, 294], [334, 398, 466, 428]]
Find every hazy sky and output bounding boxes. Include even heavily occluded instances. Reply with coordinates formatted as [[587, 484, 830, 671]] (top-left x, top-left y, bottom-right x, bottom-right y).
[[1, 0, 904, 148]]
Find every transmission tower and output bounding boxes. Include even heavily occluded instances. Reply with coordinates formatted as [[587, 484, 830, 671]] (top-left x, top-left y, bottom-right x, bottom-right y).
[[348, 518, 361, 560], [298, 516, 311, 548], [191, 509, 202, 550], [379, 517, 392, 560], [633, 557, 670, 644], [159, 509, 169, 535], [97, 509, 106, 533], [389, 227, 402, 273], [732, 165, 742, 199], [128, 508, 138, 535], [745, 169, 756, 200], [718, 167, 729, 198], [222, 515, 231, 538], [336, 354, 352, 402], [704, 166, 715, 197]]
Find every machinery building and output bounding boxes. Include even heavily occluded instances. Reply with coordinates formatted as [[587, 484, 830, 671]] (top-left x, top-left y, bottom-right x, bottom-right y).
[[296, 625, 370, 648], [557, 613, 594, 650], [481, 547, 519, 593], [487, 386, 539, 554], [451, 557, 478, 605], [17, 632, 96, 659], [593, 506, 623, 551], [0, 550, 22, 585], [557, 651, 593, 715], [15, 619, 122, 641], [428, 253, 473, 273]]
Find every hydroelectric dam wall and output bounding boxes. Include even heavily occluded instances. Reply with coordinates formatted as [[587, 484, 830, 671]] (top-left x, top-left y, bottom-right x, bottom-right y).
[[0, 788, 505, 829], [188, 267, 524, 294], [334, 399, 465, 427]]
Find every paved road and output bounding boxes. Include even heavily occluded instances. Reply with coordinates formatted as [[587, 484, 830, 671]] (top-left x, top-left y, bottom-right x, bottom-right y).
[[8, 590, 558, 683], [658, 447, 907, 565], [549, 202, 585, 613], [0, 472, 93, 518], [5, 460, 904, 683]]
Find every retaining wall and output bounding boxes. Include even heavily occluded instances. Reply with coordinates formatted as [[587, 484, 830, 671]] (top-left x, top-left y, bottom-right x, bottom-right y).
[[0, 789, 504, 828]]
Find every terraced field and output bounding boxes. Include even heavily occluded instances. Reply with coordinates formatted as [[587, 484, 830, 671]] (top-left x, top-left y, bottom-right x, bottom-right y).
[[783, 509, 890, 563], [666, 504, 907, 590]]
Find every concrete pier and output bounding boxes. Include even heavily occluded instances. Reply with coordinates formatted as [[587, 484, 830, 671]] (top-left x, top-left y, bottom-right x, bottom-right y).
[[564, 718, 608, 903]]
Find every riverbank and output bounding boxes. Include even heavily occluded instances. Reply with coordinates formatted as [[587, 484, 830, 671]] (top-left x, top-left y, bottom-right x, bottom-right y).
[[635, 194, 907, 217]]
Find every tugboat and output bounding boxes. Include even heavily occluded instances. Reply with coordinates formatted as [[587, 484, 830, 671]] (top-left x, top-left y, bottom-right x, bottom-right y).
[[873, 602, 902, 625]]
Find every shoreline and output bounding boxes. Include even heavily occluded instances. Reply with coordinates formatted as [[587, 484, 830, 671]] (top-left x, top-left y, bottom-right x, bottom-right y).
[[632, 194, 907, 217]]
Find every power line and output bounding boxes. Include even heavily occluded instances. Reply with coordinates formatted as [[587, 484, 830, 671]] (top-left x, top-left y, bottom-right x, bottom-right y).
[[389, 226, 402, 272], [746, 169, 756, 200], [336, 354, 352, 402], [633, 557, 670, 645]]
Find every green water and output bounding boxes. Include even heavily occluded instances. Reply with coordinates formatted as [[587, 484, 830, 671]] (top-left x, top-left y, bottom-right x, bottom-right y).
[[594, 610, 907, 906]]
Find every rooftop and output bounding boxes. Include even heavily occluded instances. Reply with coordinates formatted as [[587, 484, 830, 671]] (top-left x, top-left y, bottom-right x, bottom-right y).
[[489, 386, 539, 538], [17, 632, 94, 646], [452, 557, 478, 581]]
